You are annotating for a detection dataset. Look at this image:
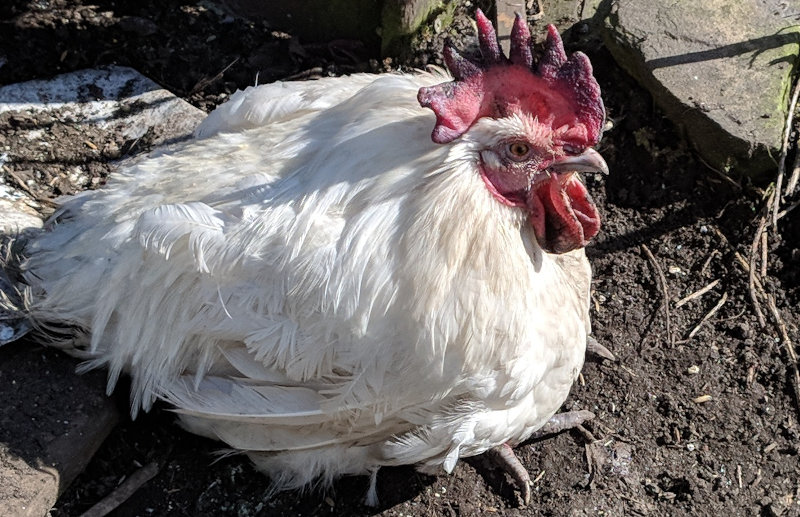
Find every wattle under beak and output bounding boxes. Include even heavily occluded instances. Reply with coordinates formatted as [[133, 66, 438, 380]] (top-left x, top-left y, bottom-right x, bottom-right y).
[[549, 148, 609, 175]]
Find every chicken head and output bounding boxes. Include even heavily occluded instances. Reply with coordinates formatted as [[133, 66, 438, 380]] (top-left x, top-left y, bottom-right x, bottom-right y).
[[418, 10, 608, 253]]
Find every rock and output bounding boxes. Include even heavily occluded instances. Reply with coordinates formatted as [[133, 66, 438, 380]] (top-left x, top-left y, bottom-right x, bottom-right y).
[[0, 343, 120, 517], [600, 0, 800, 177], [0, 198, 42, 235], [381, 0, 444, 55], [539, 0, 603, 29], [0, 66, 206, 516], [117, 15, 159, 36], [495, 0, 526, 55], [0, 65, 206, 150]]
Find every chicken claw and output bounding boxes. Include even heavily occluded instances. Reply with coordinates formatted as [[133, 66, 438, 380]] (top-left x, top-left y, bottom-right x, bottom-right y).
[[586, 336, 615, 361], [487, 442, 533, 506]]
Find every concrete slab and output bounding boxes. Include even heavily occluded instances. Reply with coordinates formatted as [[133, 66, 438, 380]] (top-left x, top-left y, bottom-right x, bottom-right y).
[[0, 65, 205, 151], [600, 0, 800, 177], [0, 65, 206, 515]]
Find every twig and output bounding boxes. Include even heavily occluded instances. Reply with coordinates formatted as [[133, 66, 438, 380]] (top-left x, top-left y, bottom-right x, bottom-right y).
[[785, 140, 800, 196], [78, 461, 161, 517], [687, 292, 728, 339], [4, 167, 58, 208], [765, 294, 800, 422], [714, 225, 800, 422], [714, 308, 746, 324], [619, 364, 639, 378], [641, 244, 672, 346], [752, 468, 763, 488], [575, 424, 596, 443], [700, 250, 720, 275], [710, 227, 758, 284], [5, 168, 36, 198], [748, 214, 768, 328], [189, 57, 240, 95], [747, 364, 757, 386], [777, 197, 800, 220], [760, 229, 768, 279], [772, 75, 800, 226], [697, 154, 741, 190], [675, 279, 720, 308]]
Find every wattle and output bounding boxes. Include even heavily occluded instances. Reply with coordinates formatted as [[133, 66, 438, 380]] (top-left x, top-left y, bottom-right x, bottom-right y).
[[527, 175, 599, 254], [479, 166, 599, 254]]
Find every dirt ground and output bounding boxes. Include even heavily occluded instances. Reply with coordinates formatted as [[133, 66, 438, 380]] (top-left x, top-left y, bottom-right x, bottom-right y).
[[2, 1, 800, 516]]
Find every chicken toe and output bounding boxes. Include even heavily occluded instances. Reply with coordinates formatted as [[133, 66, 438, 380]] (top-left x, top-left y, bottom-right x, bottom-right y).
[[487, 442, 532, 506], [532, 409, 595, 438]]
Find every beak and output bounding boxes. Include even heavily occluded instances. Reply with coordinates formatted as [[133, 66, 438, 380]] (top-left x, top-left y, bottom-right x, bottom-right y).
[[549, 148, 609, 175]]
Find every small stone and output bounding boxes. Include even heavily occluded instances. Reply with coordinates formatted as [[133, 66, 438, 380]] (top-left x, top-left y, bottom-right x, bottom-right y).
[[693, 394, 713, 404], [687, 365, 700, 375], [118, 16, 159, 36]]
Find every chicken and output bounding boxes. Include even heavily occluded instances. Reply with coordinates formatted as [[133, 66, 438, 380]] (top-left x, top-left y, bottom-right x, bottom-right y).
[[18, 11, 607, 505]]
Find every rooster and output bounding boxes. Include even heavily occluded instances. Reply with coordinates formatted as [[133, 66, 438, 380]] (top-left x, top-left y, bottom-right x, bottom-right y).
[[17, 11, 608, 505]]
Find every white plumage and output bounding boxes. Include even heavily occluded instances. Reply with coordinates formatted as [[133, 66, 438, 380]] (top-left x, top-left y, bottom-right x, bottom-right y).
[[20, 13, 608, 502]]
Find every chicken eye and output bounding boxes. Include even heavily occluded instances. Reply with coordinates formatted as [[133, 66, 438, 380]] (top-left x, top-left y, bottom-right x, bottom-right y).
[[507, 142, 530, 161]]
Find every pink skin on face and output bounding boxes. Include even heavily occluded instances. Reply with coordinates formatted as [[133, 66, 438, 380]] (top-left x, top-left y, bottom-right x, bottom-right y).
[[479, 149, 601, 254]]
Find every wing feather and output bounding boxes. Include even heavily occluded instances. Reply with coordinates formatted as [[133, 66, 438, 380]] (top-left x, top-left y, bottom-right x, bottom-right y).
[[194, 75, 380, 139]]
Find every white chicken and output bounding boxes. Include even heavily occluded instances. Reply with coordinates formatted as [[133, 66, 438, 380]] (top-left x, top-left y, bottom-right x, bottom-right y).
[[19, 11, 608, 505]]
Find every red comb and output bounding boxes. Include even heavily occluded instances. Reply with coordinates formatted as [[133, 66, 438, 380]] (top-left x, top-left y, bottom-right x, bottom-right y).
[[418, 10, 605, 146]]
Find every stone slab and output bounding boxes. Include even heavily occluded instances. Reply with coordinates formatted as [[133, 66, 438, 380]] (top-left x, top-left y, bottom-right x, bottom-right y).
[[0, 65, 205, 150], [600, 0, 800, 177]]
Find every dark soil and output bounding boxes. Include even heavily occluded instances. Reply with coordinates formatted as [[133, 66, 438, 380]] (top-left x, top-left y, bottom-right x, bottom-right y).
[[2, 1, 800, 516]]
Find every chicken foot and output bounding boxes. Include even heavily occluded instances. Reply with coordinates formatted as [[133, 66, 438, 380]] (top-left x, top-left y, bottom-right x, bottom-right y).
[[487, 410, 595, 506]]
